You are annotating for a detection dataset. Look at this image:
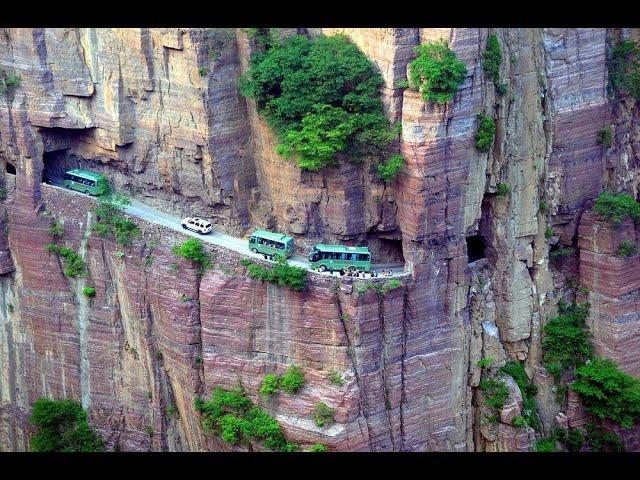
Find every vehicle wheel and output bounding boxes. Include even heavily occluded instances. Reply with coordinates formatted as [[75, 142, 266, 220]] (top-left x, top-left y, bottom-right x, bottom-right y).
[[182, 224, 187, 229], [318, 265, 327, 272], [251, 248, 258, 254], [348, 266, 356, 274]]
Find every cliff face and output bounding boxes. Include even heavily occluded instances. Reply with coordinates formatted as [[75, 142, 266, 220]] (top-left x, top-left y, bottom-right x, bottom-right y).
[[1, 27, 639, 451]]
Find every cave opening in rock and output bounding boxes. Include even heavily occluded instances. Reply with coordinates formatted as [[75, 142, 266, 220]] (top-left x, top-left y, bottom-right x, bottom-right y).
[[466, 234, 487, 263], [6, 162, 16, 175]]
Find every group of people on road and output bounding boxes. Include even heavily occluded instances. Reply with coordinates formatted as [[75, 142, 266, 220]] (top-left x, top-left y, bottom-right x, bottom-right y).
[[315, 268, 395, 278]]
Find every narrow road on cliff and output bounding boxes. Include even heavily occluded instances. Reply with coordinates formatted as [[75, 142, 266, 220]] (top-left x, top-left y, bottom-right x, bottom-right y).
[[38, 178, 407, 278]]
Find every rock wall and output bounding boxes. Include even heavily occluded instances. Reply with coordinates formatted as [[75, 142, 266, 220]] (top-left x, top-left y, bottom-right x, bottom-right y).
[[1, 27, 640, 451]]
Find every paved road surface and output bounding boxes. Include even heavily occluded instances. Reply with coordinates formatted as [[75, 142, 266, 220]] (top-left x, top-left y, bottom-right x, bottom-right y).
[[44, 179, 407, 278]]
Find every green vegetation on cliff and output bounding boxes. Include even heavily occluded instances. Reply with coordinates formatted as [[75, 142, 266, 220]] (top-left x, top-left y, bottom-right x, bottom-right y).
[[608, 39, 640, 100], [92, 194, 140, 246], [475, 113, 496, 152], [45, 244, 85, 278], [377, 153, 405, 182], [572, 358, 640, 428], [593, 191, 640, 225], [499, 362, 540, 431], [172, 238, 212, 273], [408, 39, 467, 103], [29, 398, 104, 452], [194, 386, 297, 451], [541, 300, 640, 435], [542, 302, 593, 380], [239, 34, 402, 172], [240, 258, 307, 291]]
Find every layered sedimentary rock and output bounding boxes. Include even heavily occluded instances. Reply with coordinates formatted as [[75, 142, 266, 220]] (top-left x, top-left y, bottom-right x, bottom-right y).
[[1, 27, 639, 451]]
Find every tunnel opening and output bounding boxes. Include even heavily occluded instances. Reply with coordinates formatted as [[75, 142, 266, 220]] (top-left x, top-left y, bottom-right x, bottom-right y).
[[42, 149, 73, 186], [466, 234, 487, 263], [365, 234, 405, 265], [6, 162, 16, 175]]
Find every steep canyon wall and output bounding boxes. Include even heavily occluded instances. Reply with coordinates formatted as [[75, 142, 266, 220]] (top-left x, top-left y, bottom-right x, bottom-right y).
[[0, 27, 639, 451]]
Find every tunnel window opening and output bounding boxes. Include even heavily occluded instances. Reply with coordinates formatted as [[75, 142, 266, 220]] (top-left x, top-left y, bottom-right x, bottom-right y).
[[466, 234, 486, 263], [6, 162, 16, 175]]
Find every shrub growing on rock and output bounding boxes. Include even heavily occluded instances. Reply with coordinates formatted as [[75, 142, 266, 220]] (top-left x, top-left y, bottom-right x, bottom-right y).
[[240, 258, 307, 291], [571, 357, 640, 428], [597, 126, 613, 147], [280, 365, 305, 394], [92, 194, 140, 246], [172, 238, 211, 273], [593, 192, 640, 225], [608, 40, 640, 100], [260, 374, 281, 396], [82, 286, 96, 298], [45, 244, 86, 278], [542, 302, 592, 380], [618, 240, 637, 257], [408, 39, 467, 103], [479, 377, 509, 410], [377, 153, 405, 182], [29, 398, 104, 452], [194, 386, 297, 451], [483, 33, 502, 82], [475, 113, 496, 152], [313, 402, 335, 428]]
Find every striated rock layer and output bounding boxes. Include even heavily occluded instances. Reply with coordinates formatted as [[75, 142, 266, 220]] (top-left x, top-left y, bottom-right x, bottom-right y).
[[1, 27, 640, 451]]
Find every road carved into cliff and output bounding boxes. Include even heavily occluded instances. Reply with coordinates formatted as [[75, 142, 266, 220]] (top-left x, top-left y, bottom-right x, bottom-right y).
[[39, 177, 407, 278]]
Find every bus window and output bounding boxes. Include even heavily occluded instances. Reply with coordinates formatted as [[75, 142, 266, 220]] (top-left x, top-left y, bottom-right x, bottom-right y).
[[250, 237, 257, 243]]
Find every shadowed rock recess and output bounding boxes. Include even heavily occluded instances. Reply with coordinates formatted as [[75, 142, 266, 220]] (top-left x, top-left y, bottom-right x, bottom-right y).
[[1, 28, 639, 451]]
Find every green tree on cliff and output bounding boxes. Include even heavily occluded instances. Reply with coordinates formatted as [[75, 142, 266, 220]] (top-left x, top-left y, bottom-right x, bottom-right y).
[[29, 398, 104, 452], [408, 39, 467, 103], [238, 34, 402, 172]]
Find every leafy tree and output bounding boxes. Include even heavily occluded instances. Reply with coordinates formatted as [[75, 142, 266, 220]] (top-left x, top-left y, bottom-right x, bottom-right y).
[[542, 303, 593, 380], [310, 443, 327, 452], [29, 398, 104, 452], [239, 34, 401, 171], [571, 357, 640, 428], [408, 39, 467, 103]]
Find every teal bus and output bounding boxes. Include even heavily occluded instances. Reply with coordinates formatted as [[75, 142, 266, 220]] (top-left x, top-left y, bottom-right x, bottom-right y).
[[248, 230, 294, 260], [308, 244, 372, 273], [63, 169, 108, 196]]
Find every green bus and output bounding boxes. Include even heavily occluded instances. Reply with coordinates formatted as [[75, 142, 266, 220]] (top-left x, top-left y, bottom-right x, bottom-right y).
[[63, 169, 108, 196], [248, 230, 294, 260], [308, 244, 372, 273]]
